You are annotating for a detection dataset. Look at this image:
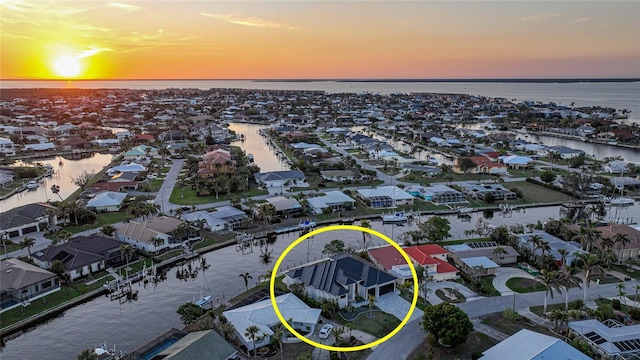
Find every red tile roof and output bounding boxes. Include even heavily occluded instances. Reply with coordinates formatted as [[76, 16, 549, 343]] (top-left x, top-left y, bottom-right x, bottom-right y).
[[368, 246, 407, 270], [433, 258, 458, 274], [403, 244, 449, 265]]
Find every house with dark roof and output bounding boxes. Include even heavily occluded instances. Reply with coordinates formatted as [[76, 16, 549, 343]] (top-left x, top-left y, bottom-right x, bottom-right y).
[[0, 202, 60, 239], [283, 254, 397, 308], [32, 235, 125, 281], [1, 258, 60, 313], [150, 330, 238, 360]]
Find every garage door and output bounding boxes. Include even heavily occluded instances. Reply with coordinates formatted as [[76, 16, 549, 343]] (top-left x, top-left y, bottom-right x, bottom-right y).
[[22, 226, 38, 234], [379, 283, 394, 296]]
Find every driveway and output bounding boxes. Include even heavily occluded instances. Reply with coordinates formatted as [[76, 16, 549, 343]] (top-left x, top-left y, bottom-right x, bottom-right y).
[[153, 158, 185, 213], [375, 293, 423, 322], [426, 281, 481, 305], [493, 267, 537, 296]]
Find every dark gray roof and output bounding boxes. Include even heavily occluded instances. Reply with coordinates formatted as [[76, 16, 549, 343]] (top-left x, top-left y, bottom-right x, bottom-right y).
[[254, 170, 305, 182], [33, 235, 124, 271], [1, 203, 59, 231], [287, 254, 397, 297], [153, 330, 236, 360]]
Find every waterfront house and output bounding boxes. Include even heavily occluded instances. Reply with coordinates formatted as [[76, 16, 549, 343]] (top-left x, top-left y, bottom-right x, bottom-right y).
[[265, 196, 303, 216], [197, 149, 236, 177], [454, 156, 507, 175], [458, 183, 517, 201], [23, 142, 56, 152], [306, 190, 356, 214], [518, 232, 584, 266], [592, 224, 640, 261], [498, 155, 533, 169], [0, 169, 14, 188], [115, 216, 199, 252], [542, 145, 585, 159], [150, 329, 238, 360], [603, 160, 628, 174], [0, 202, 59, 239], [283, 254, 397, 308], [181, 206, 248, 232], [404, 185, 467, 204], [368, 244, 458, 283], [85, 191, 128, 213], [569, 319, 640, 360], [1, 258, 60, 313], [59, 137, 91, 151], [356, 186, 414, 208], [482, 329, 590, 360], [223, 293, 321, 352], [254, 170, 306, 189], [0, 137, 15, 156], [123, 145, 158, 160], [446, 242, 519, 276], [32, 235, 125, 281]]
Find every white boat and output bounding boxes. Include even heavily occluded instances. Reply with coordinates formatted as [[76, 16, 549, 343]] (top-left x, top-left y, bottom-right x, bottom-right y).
[[609, 197, 635, 206], [457, 207, 474, 214], [248, 154, 254, 162], [382, 211, 408, 223], [26, 180, 39, 189], [193, 294, 212, 308], [427, 157, 439, 165]]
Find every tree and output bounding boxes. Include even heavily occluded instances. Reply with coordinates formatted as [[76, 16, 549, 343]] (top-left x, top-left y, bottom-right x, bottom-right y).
[[50, 184, 64, 201], [418, 216, 451, 243], [76, 349, 97, 360], [176, 302, 205, 326], [492, 246, 508, 265], [239, 272, 253, 293], [51, 260, 66, 279], [613, 233, 631, 261], [101, 225, 116, 237], [20, 236, 36, 258], [71, 170, 95, 190], [368, 294, 376, 318], [331, 326, 346, 345], [457, 157, 476, 176], [244, 324, 261, 359], [322, 239, 346, 256], [557, 266, 581, 311], [359, 219, 372, 250], [270, 324, 285, 360], [577, 253, 605, 303], [540, 170, 555, 183], [548, 151, 561, 170], [119, 244, 135, 268], [536, 269, 561, 316], [421, 302, 473, 347]]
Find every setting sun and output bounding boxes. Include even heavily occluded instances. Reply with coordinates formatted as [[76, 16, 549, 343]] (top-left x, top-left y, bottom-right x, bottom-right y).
[[53, 55, 81, 78]]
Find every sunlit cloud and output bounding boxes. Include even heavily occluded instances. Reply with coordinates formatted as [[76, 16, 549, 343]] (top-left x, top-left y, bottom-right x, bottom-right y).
[[520, 13, 561, 23], [0, 0, 88, 16], [570, 17, 593, 24], [76, 46, 113, 59], [200, 12, 298, 30], [106, 2, 142, 13]]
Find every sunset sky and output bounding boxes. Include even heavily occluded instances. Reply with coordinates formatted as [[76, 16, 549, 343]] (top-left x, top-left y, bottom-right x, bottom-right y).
[[1, 1, 639, 80]]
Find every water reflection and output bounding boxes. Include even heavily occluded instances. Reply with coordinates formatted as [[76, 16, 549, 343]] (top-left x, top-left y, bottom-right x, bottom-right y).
[[227, 123, 290, 172]]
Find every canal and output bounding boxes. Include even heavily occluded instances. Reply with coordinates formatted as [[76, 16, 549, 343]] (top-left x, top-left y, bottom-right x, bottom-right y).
[[516, 134, 640, 163], [1, 153, 115, 212], [227, 123, 290, 172], [2, 204, 638, 360]]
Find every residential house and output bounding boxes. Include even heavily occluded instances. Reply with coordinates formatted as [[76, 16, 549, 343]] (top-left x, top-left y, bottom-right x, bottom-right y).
[[570, 319, 640, 360], [0, 202, 59, 239], [446, 242, 519, 276], [405, 185, 467, 204], [519, 232, 584, 266], [123, 145, 158, 160], [1, 258, 60, 313], [254, 170, 306, 189], [32, 235, 125, 281], [23, 142, 56, 151], [594, 224, 640, 261], [0, 138, 15, 156], [542, 145, 585, 159], [181, 206, 248, 232], [603, 160, 628, 174], [115, 216, 199, 252], [482, 329, 590, 360], [59, 137, 91, 151], [150, 330, 238, 360], [498, 155, 533, 169], [265, 196, 303, 216], [85, 191, 127, 213], [197, 149, 236, 177], [283, 254, 397, 308], [458, 183, 517, 201], [356, 186, 414, 208], [223, 294, 321, 351], [0, 169, 14, 188], [454, 156, 507, 175], [106, 162, 146, 176], [320, 170, 356, 183], [306, 190, 356, 214], [404, 244, 459, 282]]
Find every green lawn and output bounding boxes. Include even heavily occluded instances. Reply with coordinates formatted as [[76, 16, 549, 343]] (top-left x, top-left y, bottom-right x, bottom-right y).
[[153, 249, 184, 262], [506, 277, 546, 293], [118, 257, 154, 274], [0, 241, 23, 255], [611, 265, 640, 280], [61, 212, 130, 234], [507, 181, 573, 203], [192, 231, 237, 250], [170, 184, 268, 205], [0, 276, 112, 329], [336, 310, 402, 338]]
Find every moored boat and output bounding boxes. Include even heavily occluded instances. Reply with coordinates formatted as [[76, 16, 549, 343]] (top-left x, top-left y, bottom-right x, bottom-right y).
[[26, 180, 39, 190], [382, 211, 408, 223]]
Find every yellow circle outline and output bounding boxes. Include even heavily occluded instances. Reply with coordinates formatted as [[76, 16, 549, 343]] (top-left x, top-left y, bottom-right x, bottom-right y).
[[270, 224, 418, 352]]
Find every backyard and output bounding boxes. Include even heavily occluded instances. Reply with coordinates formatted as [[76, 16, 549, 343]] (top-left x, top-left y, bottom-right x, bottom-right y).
[[336, 309, 401, 338], [408, 331, 499, 360]]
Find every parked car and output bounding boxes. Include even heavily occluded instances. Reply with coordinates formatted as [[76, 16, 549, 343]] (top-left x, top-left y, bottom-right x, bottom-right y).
[[318, 324, 333, 339]]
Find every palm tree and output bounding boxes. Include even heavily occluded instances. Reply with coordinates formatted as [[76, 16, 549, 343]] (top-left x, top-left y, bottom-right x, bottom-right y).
[[244, 324, 261, 359], [536, 269, 561, 316], [270, 324, 285, 360], [20, 236, 36, 258], [119, 244, 135, 269], [616, 283, 627, 305], [557, 248, 569, 268], [368, 293, 376, 318], [101, 225, 116, 237], [557, 266, 581, 311], [239, 272, 253, 293], [613, 233, 631, 261], [330, 326, 346, 345], [150, 237, 165, 253], [577, 253, 605, 303], [492, 246, 508, 265], [571, 226, 591, 252], [360, 219, 372, 250], [76, 348, 97, 360], [50, 184, 64, 201]]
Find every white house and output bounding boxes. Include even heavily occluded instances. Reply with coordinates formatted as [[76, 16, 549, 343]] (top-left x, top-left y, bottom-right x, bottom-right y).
[[181, 206, 248, 232], [603, 160, 628, 174], [482, 329, 590, 360], [254, 170, 306, 189], [357, 186, 414, 208], [115, 216, 198, 252], [320, 170, 356, 183], [306, 190, 356, 214], [223, 293, 321, 351], [122, 145, 158, 160], [498, 155, 533, 169], [85, 191, 127, 213], [106, 162, 146, 176]]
